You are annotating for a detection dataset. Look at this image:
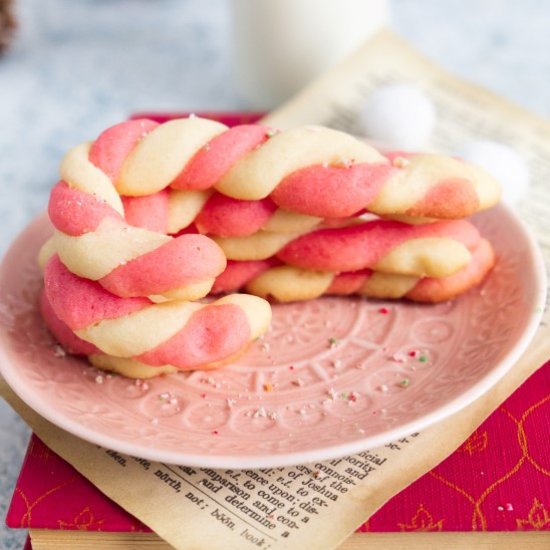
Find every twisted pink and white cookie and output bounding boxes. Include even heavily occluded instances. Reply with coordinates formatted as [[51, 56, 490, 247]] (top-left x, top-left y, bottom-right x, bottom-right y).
[[42, 117, 275, 377], [43, 256, 270, 377], [211, 239, 495, 303], [76, 117, 498, 237], [212, 218, 482, 278]]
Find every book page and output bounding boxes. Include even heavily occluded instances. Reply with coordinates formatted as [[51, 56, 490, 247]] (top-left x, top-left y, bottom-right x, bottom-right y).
[[2, 30, 550, 550]]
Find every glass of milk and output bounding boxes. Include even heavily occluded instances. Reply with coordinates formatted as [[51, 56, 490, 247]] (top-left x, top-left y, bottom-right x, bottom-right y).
[[231, 0, 389, 109]]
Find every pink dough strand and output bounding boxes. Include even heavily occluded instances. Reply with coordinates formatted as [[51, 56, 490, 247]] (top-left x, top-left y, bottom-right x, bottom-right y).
[[271, 163, 395, 218], [89, 119, 159, 182], [277, 219, 480, 272], [122, 189, 169, 233], [171, 124, 270, 190], [44, 256, 150, 330], [49, 181, 123, 236], [40, 291, 100, 355], [327, 270, 372, 295], [195, 194, 277, 237], [99, 234, 226, 298], [211, 259, 280, 294], [137, 304, 251, 368]]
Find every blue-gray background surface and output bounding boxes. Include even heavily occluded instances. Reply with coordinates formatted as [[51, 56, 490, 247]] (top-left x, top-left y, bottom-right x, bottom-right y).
[[1, 1, 549, 547]]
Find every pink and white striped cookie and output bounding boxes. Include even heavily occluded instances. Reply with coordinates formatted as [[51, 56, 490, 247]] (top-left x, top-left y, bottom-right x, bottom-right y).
[[211, 239, 495, 304]]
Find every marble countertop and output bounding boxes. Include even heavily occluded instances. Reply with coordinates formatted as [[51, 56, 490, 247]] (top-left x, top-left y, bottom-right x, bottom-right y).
[[2, 0, 549, 547]]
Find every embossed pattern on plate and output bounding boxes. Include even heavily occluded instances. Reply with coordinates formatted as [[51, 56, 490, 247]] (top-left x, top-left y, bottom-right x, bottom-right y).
[[0, 206, 545, 468]]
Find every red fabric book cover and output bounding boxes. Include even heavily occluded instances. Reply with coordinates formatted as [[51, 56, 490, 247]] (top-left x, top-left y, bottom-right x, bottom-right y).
[[5, 112, 550, 537], [6, 361, 550, 535]]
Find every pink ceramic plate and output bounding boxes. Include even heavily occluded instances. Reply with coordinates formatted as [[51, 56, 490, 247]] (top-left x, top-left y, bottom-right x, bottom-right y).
[[0, 206, 545, 468]]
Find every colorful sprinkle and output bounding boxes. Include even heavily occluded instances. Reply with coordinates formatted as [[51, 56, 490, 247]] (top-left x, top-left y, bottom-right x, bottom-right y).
[[263, 383, 274, 392], [378, 307, 390, 315], [398, 378, 410, 388]]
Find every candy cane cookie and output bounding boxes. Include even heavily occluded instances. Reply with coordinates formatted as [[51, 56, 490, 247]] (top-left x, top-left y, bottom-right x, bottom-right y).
[[79, 117, 498, 233], [42, 117, 274, 376], [212, 218, 482, 278], [212, 239, 495, 303]]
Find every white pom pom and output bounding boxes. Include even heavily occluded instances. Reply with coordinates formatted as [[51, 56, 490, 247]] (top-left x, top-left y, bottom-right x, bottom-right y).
[[358, 84, 436, 150], [457, 141, 530, 205]]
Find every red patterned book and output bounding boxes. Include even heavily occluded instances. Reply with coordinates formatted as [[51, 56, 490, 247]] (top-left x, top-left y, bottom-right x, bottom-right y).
[[6, 362, 550, 548]]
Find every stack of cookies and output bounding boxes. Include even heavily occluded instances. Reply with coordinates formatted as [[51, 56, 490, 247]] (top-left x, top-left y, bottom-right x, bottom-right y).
[[40, 117, 500, 376]]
